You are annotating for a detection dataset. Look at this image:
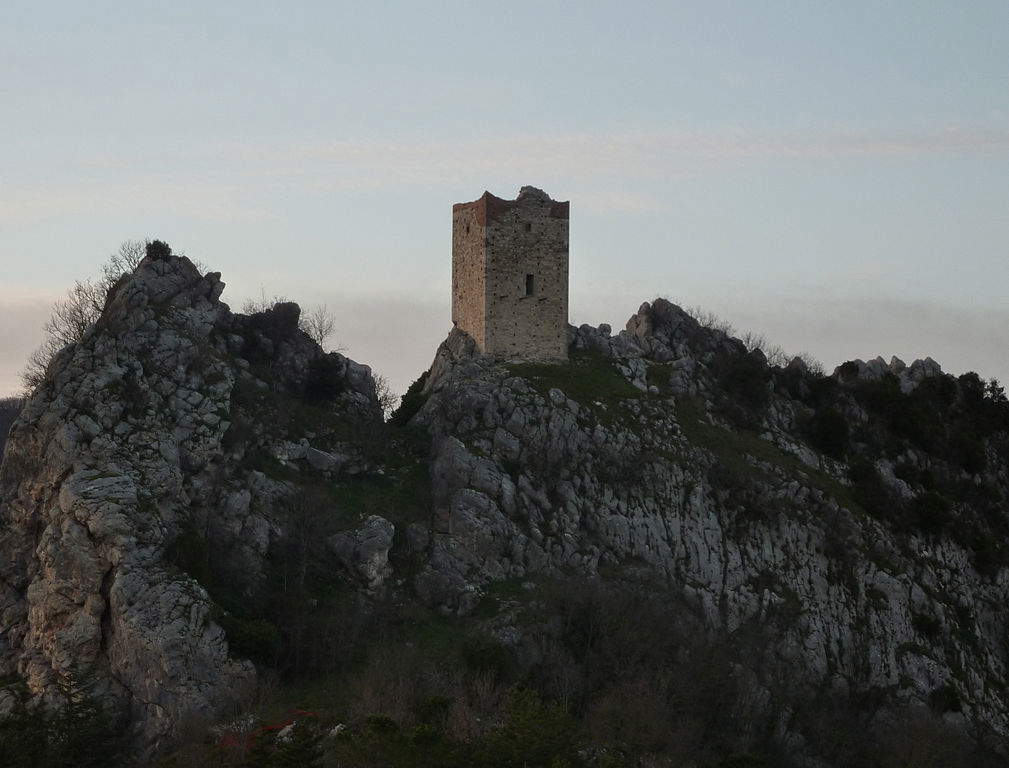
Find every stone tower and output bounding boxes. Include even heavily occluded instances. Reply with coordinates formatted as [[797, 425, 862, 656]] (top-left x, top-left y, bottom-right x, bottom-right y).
[[452, 186, 569, 361]]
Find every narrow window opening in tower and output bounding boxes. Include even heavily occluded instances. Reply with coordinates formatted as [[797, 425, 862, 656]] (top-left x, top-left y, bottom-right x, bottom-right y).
[[466, 224, 470, 234], [525, 274, 535, 296], [524, 222, 531, 232]]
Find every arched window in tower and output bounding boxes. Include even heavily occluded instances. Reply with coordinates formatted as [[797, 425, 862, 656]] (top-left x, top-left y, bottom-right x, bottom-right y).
[[525, 273, 535, 296]]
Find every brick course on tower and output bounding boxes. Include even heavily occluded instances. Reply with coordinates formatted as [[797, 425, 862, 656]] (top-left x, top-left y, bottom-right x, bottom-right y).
[[452, 186, 569, 361]]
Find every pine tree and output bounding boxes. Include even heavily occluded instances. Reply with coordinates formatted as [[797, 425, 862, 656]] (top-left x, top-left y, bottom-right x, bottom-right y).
[[48, 672, 123, 768], [0, 680, 51, 767]]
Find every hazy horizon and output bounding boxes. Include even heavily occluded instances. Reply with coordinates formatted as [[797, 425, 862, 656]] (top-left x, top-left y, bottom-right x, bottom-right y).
[[3, 1, 1007, 398]]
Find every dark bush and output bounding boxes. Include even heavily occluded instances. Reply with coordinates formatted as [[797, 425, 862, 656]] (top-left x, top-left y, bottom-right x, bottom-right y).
[[893, 460, 935, 490], [365, 714, 400, 734], [304, 355, 346, 403], [808, 408, 849, 459], [959, 372, 987, 408], [848, 460, 897, 522], [929, 683, 962, 714], [461, 635, 513, 680], [247, 717, 325, 768], [249, 301, 303, 341], [145, 239, 172, 260], [474, 689, 579, 768], [950, 429, 986, 474], [217, 613, 281, 665], [414, 696, 453, 727], [911, 612, 942, 641], [910, 492, 953, 534], [0, 675, 124, 768], [713, 349, 771, 414], [389, 370, 430, 426]]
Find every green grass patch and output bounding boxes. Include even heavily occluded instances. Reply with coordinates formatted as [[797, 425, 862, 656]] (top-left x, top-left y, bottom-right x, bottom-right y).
[[472, 577, 531, 619], [233, 376, 366, 448], [505, 350, 641, 416], [326, 461, 431, 530], [675, 396, 864, 517], [245, 448, 302, 482]]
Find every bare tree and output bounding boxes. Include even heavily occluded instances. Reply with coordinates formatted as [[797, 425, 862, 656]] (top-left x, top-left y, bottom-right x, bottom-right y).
[[302, 304, 338, 350], [20, 240, 157, 394], [741, 331, 789, 367], [101, 240, 146, 291], [20, 280, 104, 392], [686, 305, 736, 337], [796, 351, 826, 377], [240, 288, 292, 316], [373, 374, 398, 420]]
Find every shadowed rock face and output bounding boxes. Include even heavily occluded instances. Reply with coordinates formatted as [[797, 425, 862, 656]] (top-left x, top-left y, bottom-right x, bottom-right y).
[[411, 299, 1009, 749], [0, 252, 381, 756]]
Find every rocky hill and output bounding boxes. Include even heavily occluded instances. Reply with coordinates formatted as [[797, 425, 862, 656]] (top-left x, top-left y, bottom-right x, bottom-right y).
[[2, 249, 1009, 766], [0, 248, 382, 759]]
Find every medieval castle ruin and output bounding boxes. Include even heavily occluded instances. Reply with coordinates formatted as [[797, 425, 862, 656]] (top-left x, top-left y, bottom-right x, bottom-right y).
[[452, 186, 569, 361]]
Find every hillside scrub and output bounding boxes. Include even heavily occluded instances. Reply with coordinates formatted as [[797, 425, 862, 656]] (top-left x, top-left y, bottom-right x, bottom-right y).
[[155, 579, 1006, 768]]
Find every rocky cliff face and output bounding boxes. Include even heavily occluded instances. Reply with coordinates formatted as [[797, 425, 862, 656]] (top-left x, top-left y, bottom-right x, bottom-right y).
[[3, 253, 1009, 763], [0, 249, 381, 755], [412, 299, 1009, 754]]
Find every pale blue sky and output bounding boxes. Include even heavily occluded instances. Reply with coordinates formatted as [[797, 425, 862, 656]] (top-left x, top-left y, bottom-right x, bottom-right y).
[[2, 1, 1007, 396]]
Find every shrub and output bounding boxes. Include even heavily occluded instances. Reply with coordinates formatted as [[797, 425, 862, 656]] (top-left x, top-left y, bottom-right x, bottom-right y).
[[218, 614, 281, 666], [911, 612, 942, 641], [928, 683, 962, 714], [0, 674, 124, 768], [950, 429, 986, 474], [909, 492, 952, 534], [461, 635, 513, 680], [390, 371, 431, 426], [415, 696, 453, 727], [246, 717, 325, 768], [146, 240, 172, 260], [304, 355, 346, 403], [712, 349, 770, 413], [807, 408, 849, 459], [848, 460, 896, 522], [473, 689, 579, 768]]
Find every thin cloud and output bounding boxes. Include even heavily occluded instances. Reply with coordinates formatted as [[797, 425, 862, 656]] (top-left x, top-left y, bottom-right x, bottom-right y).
[[3, 125, 1006, 222], [245, 125, 1009, 188]]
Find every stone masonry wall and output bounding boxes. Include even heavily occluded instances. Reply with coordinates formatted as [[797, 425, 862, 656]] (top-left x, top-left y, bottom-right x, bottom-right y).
[[452, 186, 569, 361], [451, 202, 487, 350]]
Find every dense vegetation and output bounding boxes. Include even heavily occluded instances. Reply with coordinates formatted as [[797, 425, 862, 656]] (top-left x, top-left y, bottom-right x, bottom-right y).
[[150, 578, 1004, 768], [0, 675, 123, 767]]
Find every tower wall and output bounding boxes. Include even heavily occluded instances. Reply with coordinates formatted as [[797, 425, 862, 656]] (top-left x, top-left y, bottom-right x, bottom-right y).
[[452, 187, 569, 361], [451, 203, 487, 350]]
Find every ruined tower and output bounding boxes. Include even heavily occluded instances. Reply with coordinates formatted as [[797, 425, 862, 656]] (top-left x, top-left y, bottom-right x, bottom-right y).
[[452, 186, 569, 361]]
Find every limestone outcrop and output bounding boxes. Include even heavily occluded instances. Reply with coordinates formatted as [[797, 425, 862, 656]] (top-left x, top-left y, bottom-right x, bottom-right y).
[[410, 299, 1009, 751], [0, 248, 381, 755]]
